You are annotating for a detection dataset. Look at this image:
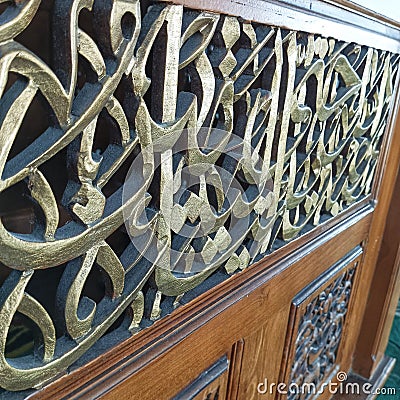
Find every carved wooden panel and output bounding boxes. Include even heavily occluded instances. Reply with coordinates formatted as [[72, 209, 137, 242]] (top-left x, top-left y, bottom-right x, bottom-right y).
[[172, 356, 229, 400], [280, 249, 361, 399], [234, 307, 289, 400], [0, 0, 398, 393]]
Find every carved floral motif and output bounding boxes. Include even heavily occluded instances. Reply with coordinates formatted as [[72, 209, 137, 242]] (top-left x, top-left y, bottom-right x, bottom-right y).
[[288, 266, 356, 400]]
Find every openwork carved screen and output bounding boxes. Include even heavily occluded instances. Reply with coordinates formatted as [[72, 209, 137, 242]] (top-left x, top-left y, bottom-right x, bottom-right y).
[[0, 0, 398, 392], [286, 260, 358, 400]]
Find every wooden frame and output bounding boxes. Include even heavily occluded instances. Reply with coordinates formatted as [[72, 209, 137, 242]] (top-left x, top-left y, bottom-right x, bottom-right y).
[[0, 0, 400, 398]]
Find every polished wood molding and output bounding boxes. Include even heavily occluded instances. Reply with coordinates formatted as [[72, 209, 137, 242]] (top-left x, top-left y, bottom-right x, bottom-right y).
[[354, 167, 400, 377], [226, 340, 244, 400], [172, 356, 229, 399], [352, 76, 400, 377], [325, 0, 400, 29], [162, 0, 400, 52]]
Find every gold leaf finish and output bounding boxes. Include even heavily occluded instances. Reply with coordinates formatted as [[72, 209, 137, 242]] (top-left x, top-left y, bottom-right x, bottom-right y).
[[0, 0, 398, 391]]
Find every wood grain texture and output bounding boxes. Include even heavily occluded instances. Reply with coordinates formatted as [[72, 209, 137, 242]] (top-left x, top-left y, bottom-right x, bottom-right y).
[[354, 167, 400, 376], [236, 307, 290, 400], [172, 356, 229, 400], [226, 339, 244, 400], [352, 72, 400, 377]]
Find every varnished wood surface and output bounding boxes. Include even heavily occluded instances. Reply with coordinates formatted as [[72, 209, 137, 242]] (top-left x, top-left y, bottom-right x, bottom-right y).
[[236, 308, 289, 400], [352, 72, 400, 377], [162, 0, 400, 53], [172, 356, 229, 399], [354, 168, 400, 377], [226, 340, 244, 400]]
